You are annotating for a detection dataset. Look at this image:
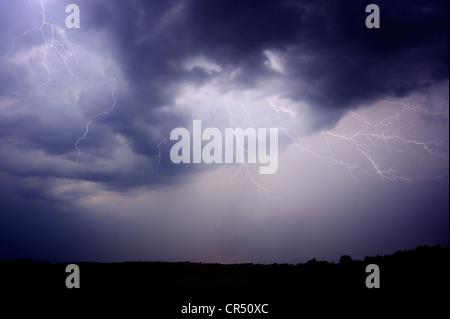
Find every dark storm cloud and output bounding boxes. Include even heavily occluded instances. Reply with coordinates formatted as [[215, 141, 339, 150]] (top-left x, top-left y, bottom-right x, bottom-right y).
[[0, 0, 447, 192], [99, 0, 448, 109], [0, 0, 447, 191], [0, 0, 447, 265], [60, 0, 449, 167]]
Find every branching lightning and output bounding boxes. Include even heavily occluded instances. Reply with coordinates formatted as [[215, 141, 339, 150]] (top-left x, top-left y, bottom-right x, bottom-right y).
[[182, 90, 447, 199], [3, 1, 446, 195], [1, 0, 73, 87], [277, 99, 448, 183], [224, 97, 281, 200], [1, 1, 122, 169]]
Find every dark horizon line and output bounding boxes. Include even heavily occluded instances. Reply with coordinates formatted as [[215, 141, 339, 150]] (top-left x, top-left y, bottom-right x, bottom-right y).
[[1, 244, 447, 266]]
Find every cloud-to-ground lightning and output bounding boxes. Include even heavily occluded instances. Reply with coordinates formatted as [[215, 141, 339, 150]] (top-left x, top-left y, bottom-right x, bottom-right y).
[[1, 0, 73, 87]]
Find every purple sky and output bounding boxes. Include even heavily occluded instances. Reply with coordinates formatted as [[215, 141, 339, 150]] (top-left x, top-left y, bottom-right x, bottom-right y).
[[0, 0, 448, 263]]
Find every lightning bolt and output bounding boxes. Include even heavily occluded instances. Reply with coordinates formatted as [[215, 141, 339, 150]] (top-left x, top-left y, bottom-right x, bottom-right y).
[[265, 96, 296, 120], [277, 99, 448, 183], [261, 98, 370, 182], [178, 89, 448, 199], [0, 1, 123, 168], [149, 139, 167, 176], [215, 95, 448, 197], [1, 0, 73, 87], [224, 97, 281, 200], [74, 73, 119, 167], [2, 1, 446, 199]]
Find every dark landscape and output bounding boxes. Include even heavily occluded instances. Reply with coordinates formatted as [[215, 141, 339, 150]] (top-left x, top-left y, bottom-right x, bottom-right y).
[[0, 3, 448, 317], [0, 245, 448, 302]]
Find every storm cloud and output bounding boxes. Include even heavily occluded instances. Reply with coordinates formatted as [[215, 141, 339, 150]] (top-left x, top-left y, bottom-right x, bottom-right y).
[[0, 0, 448, 263]]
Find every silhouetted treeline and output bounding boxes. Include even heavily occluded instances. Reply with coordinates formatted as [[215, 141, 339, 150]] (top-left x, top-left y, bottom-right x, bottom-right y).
[[0, 245, 448, 300]]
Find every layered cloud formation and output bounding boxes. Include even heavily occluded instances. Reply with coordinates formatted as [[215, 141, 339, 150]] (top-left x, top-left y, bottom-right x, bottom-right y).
[[0, 0, 448, 263]]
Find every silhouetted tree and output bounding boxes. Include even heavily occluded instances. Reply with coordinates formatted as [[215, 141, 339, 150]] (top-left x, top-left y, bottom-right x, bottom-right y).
[[339, 255, 353, 264], [306, 258, 317, 264]]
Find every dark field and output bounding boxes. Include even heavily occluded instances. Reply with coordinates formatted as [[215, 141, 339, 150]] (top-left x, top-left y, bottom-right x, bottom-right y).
[[0, 245, 448, 303]]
